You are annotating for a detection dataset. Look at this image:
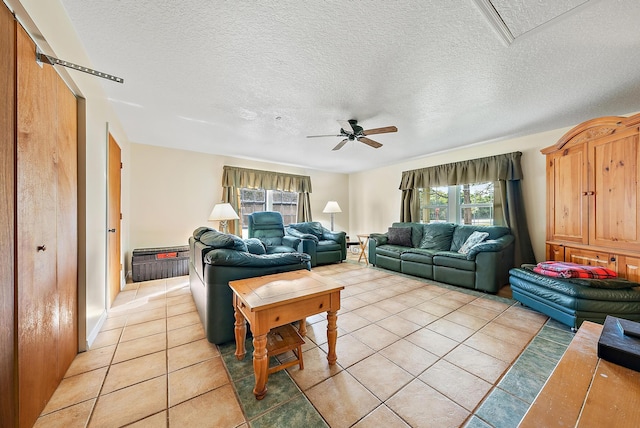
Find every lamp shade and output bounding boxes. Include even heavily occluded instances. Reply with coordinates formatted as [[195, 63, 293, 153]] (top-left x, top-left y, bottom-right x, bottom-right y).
[[208, 203, 239, 221], [322, 201, 342, 214]]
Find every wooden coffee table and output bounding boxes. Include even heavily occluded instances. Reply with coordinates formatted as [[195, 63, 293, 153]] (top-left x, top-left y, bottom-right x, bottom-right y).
[[229, 270, 344, 400]]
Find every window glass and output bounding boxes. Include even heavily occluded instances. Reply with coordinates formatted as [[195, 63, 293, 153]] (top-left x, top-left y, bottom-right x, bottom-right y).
[[239, 188, 298, 228], [419, 182, 495, 225]]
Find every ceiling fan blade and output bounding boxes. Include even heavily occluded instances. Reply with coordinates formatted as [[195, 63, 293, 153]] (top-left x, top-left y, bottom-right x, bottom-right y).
[[358, 136, 383, 149], [337, 120, 354, 134], [307, 134, 343, 138], [362, 126, 397, 135], [332, 139, 349, 151]]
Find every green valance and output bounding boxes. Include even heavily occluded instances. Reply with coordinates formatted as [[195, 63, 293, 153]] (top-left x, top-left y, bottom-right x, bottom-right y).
[[222, 165, 312, 193], [399, 152, 523, 190]]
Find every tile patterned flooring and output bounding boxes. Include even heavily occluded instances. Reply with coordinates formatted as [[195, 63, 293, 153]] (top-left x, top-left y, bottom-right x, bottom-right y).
[[35, 257, 575, 427]]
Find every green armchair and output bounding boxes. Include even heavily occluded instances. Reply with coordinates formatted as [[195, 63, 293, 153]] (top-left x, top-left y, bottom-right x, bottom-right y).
[[247, 211, 301, 254], [285, 221, 346, 267]]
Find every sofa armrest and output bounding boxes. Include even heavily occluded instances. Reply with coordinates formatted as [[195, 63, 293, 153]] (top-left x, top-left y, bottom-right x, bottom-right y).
[[473, 237, 515, 292], [282, 235, 301, 248], [465, 235, 514, 260], [368, 233, 388, 266], [322, 229, 347, 259], [286, 227, 319, 243]]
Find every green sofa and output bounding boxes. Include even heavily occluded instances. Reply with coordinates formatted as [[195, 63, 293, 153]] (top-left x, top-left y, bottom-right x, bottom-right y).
[[189, 227, 311, 344], [369, 222, 514, 293]]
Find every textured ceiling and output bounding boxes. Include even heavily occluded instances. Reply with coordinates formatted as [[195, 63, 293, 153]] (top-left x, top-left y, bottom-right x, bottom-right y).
[[56, 0, 640, 173]]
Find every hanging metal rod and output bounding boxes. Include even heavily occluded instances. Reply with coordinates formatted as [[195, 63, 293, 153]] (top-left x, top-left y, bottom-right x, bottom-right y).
[[36, 48, 124, 84]]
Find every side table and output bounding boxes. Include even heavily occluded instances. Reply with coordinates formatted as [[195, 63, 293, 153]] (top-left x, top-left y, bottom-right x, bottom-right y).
[[229, 270, 344, 400], [357, 234, 370, 265]]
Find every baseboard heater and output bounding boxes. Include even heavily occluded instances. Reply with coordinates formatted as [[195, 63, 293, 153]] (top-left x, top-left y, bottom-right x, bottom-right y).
[[132, 245, 189, 282]]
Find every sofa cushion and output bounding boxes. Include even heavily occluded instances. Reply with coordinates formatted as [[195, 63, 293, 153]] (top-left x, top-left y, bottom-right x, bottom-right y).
[[388, 227, 413, 247], [265, 245, 297, 254], [433, 252, 476, 271], [244, 238, 266, 255], [458, 231, 489, 255], [419, 223, 455, 250], [376, 245, 406, 259], [401, 248, 438, 264], [200, 230, 248, 252], [317, 240, 341, 252]]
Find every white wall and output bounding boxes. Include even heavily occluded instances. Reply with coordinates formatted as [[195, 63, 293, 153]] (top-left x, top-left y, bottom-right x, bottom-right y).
[[127, 144, 349, 276], [348, 127, 573, 262]]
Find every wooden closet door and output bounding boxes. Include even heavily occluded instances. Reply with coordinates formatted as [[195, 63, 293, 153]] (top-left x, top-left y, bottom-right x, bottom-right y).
[[16, 26, 61, 427], [0, 5, 16, 427], [588, 128, 640, 252], [56, 76, 78, 378]]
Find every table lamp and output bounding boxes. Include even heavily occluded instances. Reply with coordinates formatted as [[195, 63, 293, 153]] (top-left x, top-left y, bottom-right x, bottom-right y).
[[208, 203, 239, 234], [323, 201, 342, 231]]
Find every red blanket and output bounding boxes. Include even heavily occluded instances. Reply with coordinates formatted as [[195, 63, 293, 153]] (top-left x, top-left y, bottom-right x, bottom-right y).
[[533, 261, 617, 279]]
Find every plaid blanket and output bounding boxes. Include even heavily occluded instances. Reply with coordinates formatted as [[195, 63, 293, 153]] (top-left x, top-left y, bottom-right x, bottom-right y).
[[533, 261, 617, 279]]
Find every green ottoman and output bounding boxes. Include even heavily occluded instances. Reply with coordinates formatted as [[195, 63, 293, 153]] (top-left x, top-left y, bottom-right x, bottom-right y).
[[509, 266, 640, 330]]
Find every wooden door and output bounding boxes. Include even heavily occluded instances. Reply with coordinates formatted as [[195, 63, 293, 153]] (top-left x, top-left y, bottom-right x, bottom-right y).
[[0, 5, 16, 426], [55, 76, 78, 379], [588, 128, 640, 252], [16, 26, 59, 427], [547, 143, 588, 244], [108, 133, 122, 306]]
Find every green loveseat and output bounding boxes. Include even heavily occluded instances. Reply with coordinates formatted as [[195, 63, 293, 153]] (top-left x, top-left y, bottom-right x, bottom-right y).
[[285, 221, 346, 267], [369, 222, 514, 293]]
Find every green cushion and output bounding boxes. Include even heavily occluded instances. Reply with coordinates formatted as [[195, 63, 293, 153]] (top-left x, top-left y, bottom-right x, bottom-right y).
[[419, 223, 455, 250], [200, 230, 248, 252]]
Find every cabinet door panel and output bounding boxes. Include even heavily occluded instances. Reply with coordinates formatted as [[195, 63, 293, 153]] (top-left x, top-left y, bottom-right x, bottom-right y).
[[548, 145, 588, 243], [546, 244, 565, 261], [618, 256, 640, 282], [589, 129, 640, 251]]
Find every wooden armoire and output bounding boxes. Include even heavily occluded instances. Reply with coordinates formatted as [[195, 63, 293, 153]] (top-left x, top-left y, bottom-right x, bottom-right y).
[[1, 4, 78, 427], [543, 112, 640, 282]]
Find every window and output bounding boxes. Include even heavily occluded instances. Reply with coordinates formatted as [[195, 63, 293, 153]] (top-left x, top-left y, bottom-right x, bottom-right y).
[[419, 182, 495, 225], [239, 188, 298, 228]]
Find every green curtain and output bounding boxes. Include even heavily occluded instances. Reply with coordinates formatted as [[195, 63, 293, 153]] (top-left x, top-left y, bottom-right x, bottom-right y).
[[221, 166, 313, 233], [399, 152, 535, 266]]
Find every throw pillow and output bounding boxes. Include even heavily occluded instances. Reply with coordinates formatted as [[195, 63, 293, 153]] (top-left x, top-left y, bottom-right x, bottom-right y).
[[387, 227, 412, 247], [457, 231, 489, 255]]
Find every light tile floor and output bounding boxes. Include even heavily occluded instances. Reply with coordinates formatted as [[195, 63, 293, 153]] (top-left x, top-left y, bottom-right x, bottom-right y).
[[35, 255, 574, 427]]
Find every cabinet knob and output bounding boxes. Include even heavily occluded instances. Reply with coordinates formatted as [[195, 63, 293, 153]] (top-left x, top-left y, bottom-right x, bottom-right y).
[[37, 244, 46, 252]]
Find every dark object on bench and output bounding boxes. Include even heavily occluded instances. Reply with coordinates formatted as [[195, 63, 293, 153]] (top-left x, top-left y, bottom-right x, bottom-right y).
[[597, 315, 640, 372], [132, 245, 189, 282], [509, 265, 640, 330]]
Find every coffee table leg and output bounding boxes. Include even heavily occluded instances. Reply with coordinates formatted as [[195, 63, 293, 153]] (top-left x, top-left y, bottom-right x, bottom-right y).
[[234, 299, 246, 361], [298, 318, 307, 337], [326, 310, 338, 365], [253, 333, 269, 400]]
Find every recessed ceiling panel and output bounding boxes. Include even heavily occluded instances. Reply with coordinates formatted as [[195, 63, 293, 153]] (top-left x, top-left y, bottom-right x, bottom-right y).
[[491, 0, 590, 38]]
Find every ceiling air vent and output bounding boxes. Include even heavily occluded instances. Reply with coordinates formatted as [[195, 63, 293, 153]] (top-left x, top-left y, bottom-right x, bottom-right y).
[[473, 0, 590, 45]]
